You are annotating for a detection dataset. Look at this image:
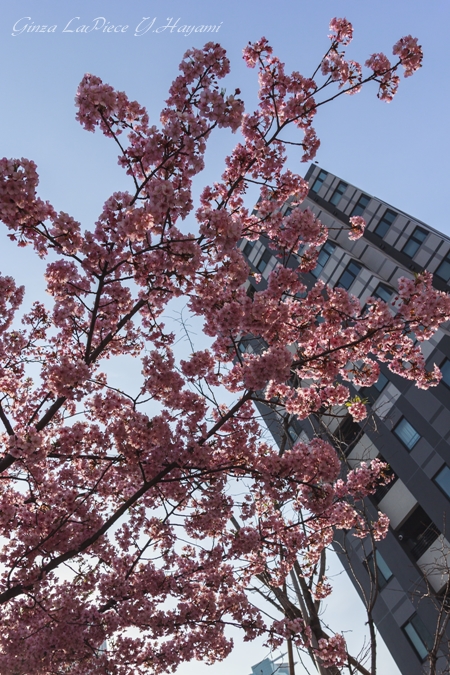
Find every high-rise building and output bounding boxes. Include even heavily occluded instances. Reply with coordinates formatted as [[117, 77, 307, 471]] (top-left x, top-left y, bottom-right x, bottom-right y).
[[240, 165, 450, 674]]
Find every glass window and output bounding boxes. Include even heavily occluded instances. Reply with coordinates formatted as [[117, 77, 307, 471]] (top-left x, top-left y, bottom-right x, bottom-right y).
[[397, 506, 439, 560], [351, 194, 370, 217], [436, 252, 450, 283], [311, 170, 327, 193], [374, 209, 397, 238], [441, 358, 450, 387], [311, 241, 336, 278], [402, 227, 427, 258], [403, 614, 433, 661], [373, 283, 393, 303], [366, 550, 393, 589], [394, 417, 421, 450], [330, 181, 348, 206], [257, 249, 272, 273], [288, 426, 299, 442], [373, 372, 388, 393], [360, 372, 389, 407], [434, 465, 450, 499], [336, 260, 362, 290], [243, 241, 253, 258], [337, 414, 362, 455]]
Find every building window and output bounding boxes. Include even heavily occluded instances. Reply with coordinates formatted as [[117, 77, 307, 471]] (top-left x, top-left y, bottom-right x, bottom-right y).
[[402, 227, 427, 258], [435, 251, 450, 282], [311, 241, 336, 278], [373, 283, 393, 303], [238, 341, 247, 354], [403, 614, 433, 661], [374, 209, 397, 238], [361, 371, 389, 406], [393, 417, 420, 450], [373, 372, 388, 393], [366, 550, 393, 589], [337, 414, 363, 455], [351, 194, 370, 217], [256, 249, 272, 273], [440, 358, 450, 388], [288, 426, 299, 442], [311, 170, 327, 193], [397, 505, 439, 561], [243, 241, 254, 258], [336, 260, 362, 290], [330, 181, 348, 206], [434, 465, 450, 499]]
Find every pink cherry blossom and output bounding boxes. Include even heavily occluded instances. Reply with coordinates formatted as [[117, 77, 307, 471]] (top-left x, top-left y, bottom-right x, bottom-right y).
[[393, 35, 423, 77], [349, 215, 366, 240], [328, 18, 354, 45], [0, 19, 430, 675]]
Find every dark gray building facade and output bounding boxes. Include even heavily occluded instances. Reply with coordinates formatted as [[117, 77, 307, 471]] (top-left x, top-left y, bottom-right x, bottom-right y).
[[240, 165, 450, 674]]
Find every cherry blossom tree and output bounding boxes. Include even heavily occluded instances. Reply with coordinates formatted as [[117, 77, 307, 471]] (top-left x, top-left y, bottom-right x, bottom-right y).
[[0, 17, 439, 675]]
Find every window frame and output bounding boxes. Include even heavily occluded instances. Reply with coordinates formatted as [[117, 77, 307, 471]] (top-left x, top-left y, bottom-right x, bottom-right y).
[[287, 426, 299, 442], [311, 241, 336, 278], [402, 226, 428, 258], [311, 170, 328, 193], [350, 194, 370, 218], [435, 251, 450, 283], [373, 283, 393, 304], [337, 414, 363, 455], [256, 249, 272, 273], [402, 614, 433, 662], [440, 358, 450, 388], [393, 417, 421, 451], [433, 465, 450, 500], [330, 181, 348, 206], [336, 260, 362, 290], [366, 550, 394, 589], [373, 372, 389, 393], [373, 209, 397, 238]]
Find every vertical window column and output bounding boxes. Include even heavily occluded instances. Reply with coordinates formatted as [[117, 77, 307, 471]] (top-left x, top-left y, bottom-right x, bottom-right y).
[[351, 194, 370, 217], [374, 209, 397, 238], [402, 227, 427, 258], [336, 261, 362, 290], [311, 170, 328, 193], [330, 181, 348, 206], [311, 241, 336, 278]]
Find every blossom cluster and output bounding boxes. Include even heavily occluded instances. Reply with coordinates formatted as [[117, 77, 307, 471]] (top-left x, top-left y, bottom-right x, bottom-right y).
[[0, 17, 430, 675]]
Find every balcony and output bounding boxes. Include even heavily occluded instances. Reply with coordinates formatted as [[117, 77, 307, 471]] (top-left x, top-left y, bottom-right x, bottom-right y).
[[396, 505, 440, 563], [378, 480, 417, 530], [416, 534, 450, 592]]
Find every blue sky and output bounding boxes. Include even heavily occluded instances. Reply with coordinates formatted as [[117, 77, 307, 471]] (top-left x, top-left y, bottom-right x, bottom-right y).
[[2, 0, 449, 304], [1, 1, 449, 673]]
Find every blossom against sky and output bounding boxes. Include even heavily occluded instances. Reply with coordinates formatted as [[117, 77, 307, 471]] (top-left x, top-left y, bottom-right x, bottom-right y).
[[1, 1, 448, 674]]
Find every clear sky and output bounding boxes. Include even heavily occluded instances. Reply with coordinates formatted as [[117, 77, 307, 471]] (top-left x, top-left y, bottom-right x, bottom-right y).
[[1, 1, 449, 673]]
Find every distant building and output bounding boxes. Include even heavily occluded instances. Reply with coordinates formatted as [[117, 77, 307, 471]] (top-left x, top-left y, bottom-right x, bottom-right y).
[[249, 656, 290, 675], [241, 165, 450, 674]]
